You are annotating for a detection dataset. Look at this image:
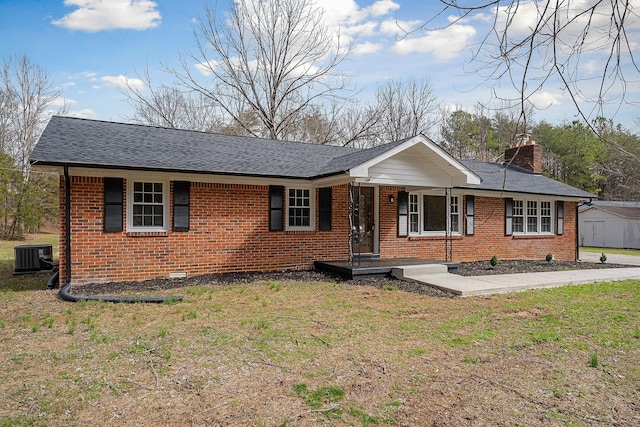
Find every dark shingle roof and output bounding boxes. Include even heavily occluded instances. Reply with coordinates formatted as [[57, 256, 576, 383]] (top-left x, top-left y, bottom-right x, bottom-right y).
[[460, 160, 595, 199], [30, 116, 364, 179], [31, 116, 594, 199]]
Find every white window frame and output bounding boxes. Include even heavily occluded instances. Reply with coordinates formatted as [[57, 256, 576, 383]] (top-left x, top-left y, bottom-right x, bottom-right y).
[[126, 178, 170, 232], [513, 197, 554, 235], [285, 186, 315, 231], [407, 190, 461, 236]]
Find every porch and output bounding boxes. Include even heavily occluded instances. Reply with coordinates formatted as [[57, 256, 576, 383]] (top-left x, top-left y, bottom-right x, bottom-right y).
[[314, 256, 459, 280]]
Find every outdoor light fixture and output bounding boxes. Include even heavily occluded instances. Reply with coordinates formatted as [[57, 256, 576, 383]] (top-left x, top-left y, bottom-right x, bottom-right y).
[[389, 194, 395, 203]]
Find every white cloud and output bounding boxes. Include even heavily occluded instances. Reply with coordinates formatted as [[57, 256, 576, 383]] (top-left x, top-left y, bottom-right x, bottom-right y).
[[367, 0, 400, 17], [341, 21, 378, 37], [528, 91, 563, 109], [379, 18, 421, 36], [60, 81, 76, 89], [392, 24, 476, 61], [313, 0, 400, 41], [67, 109, 98, 119], [65, 71, 98, 81], [51, 96, 76, 108], [52, 0, 161, 32], [493, 0, 640, 52], [353, 41, 383, 55], [101, 75, 145, 90], [582, 59, 600, 75]]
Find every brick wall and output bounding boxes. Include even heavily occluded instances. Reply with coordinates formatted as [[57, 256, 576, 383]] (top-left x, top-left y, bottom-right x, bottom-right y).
[[380, 188, 578, 262], [59, 177, 350, 284], [59, 177, 578, 284]]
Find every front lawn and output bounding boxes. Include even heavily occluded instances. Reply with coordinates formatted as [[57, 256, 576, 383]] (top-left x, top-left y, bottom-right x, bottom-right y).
[[1, 271, 638, 425]]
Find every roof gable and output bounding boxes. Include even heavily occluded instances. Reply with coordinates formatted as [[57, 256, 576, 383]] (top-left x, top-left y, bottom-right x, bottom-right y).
[[345, 135, 481, 186]]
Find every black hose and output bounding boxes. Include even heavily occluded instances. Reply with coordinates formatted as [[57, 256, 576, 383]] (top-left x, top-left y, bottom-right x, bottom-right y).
[[47, 270, 59, 289], [59, 282, 183, 304]]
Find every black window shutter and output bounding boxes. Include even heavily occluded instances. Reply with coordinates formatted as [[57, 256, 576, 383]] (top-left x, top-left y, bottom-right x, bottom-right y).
[[505, 198, 513, 236], [397, 191, 409, 237], [465, 195, 475, 236], [556, 200, 564, 235], [269, 185, 284, 231], [318, 187, 332, 231], [104, 177, 123, 232], [173, 181, 190, 231]]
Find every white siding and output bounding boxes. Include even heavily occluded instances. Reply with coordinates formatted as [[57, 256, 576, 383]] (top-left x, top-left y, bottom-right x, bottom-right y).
[[368, 150, 455, 187], [579, 208, 640, 249]]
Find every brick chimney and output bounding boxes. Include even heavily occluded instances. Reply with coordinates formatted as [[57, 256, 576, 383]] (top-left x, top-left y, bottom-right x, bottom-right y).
[[504, 135, 542, 174]]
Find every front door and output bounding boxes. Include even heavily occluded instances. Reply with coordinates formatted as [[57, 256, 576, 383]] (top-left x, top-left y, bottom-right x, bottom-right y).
[[352, 186, 374, 253]]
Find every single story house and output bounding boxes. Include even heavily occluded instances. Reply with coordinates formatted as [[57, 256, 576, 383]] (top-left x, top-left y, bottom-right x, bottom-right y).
[[579, 201, 640, 249], [30, 116, 594, 285]]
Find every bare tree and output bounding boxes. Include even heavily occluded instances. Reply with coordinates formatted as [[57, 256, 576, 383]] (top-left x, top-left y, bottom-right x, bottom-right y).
[[123, 68, 223, 132], [172, 0, 351, 140], [1, 56, 60, 171], [422, 1, 638, 133], [0, 55, 62, 238], [369, 77, 440, 146]]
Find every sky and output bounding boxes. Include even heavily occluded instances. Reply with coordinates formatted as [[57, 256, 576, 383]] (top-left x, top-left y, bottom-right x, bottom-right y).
[[1, 0, 639, 135]]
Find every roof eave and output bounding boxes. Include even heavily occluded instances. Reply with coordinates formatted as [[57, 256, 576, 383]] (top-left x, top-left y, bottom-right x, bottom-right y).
[[30, 160, 323, 181]]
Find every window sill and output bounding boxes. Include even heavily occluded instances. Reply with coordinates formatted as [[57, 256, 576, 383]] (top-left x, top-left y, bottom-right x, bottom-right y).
[[512, 233, 555, 239], [126, 231, 169, 238], [408, 234, 463, 241]]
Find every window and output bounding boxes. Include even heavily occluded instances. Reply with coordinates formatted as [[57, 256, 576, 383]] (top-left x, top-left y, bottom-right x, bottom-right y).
[[423, 195, 446, 231], [127, 180, 169, 231], [450, 196, 460, 233], [407, 192, 460, 235], [527, 201, 538, 233], [510, 198, 554, 235], [287, 188, 312, 229], [512, 200, 524, 233], [541, 201, 552, 232], [409, 194, 419, 233]]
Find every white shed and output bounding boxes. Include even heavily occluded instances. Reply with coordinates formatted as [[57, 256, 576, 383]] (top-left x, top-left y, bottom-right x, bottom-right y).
[[579, 201, 640, 249]]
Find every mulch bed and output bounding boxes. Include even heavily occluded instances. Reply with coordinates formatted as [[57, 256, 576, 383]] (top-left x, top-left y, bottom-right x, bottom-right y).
[[455, 259, 630, 276], [69, 259, 632, 298]]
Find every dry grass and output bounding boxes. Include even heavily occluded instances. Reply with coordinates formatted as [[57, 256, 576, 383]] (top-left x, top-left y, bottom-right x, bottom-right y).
[[1, 274, 639, 426]]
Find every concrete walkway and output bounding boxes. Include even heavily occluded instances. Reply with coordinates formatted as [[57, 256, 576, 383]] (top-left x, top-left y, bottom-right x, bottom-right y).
[[392, 254, 640, 297]]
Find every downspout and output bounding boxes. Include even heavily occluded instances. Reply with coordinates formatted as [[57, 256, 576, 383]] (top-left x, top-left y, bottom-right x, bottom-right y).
[[576, 202, 579, 261], [64, 166, 72, 284]]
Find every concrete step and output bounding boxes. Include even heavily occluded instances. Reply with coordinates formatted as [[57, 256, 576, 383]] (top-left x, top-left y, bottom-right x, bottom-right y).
[[391, 264, 448, 280]]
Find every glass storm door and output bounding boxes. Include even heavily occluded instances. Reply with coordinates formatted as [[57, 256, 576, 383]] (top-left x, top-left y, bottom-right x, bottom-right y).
[[352, 187, 374, 253]]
